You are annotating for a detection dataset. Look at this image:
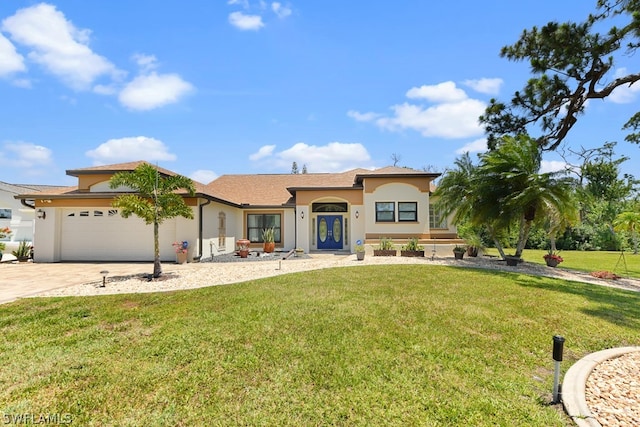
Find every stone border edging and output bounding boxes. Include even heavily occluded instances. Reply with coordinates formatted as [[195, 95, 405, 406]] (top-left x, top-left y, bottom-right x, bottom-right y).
[[562, 346, 640, 426]]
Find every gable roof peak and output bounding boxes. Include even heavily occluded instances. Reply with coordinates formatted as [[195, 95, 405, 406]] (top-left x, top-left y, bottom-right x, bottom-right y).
[[66, 161, 178, 178]]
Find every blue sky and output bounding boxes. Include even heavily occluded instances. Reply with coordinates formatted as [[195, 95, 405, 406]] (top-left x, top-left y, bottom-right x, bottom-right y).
[[0, 1, 638, 186]]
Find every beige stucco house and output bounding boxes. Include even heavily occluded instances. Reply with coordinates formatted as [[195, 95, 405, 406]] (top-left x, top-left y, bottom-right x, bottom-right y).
[[14, 161, 459, 262]]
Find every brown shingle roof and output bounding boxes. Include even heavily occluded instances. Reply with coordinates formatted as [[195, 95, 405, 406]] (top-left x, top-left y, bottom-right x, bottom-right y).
[[66, 160, 179, 177], [14, 162, 441, 206], [205, 170, 365, 206], [204, 167, 440, 206]]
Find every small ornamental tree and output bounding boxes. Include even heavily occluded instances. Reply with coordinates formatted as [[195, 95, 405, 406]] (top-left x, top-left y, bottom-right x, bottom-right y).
[[614, 209, 640, 254], [109, 163, 196, 278]]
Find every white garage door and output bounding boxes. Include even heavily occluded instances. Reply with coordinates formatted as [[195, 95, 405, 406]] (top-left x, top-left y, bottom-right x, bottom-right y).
[[61, 208, 177, 261]]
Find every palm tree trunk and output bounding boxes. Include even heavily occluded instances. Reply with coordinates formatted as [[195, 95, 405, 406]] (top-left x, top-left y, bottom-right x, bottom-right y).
[[486, 224, 507, 259], [514, 216, 532, 258], [153, 220, 162, 278], [550, 234, 558, 253]]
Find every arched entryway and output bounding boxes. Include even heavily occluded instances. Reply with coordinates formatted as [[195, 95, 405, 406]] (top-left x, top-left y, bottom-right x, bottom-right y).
[[313, 201, 348, 251]]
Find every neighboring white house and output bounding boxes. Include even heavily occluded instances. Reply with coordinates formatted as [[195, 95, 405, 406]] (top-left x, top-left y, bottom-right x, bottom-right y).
[[13, 161, 460, 263], [0, 181, 62, 256]]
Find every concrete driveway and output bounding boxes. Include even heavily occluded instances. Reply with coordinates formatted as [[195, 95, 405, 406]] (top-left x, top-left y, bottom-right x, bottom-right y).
[[0, 259, 156, 304]]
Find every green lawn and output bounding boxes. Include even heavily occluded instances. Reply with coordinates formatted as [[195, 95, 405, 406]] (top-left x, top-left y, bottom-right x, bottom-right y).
[[485, 249, 640, 279], [1, 264, 639, 426]]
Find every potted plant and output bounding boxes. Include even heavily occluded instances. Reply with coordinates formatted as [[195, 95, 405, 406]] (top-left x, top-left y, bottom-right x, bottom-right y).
[[504, 254, 521, 266], [0, 227, 11, 262], [172, 241, 188, 264], [543, 250, 564, 267], [373, 237, 396, 256], [463, 234, 486, 257], [237, 239, 250, 258], [262, 227, 275, 253], [401, 237, 424, 257], [452, 245, 466, 260], [12, 239, 31, 262], [355, 242, 366, 261]]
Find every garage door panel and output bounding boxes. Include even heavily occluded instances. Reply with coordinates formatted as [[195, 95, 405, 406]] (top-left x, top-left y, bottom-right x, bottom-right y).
[[61, 209, 176, 261]]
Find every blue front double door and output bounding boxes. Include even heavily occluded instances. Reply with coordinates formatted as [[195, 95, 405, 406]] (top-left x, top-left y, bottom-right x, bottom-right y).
[[317, 215, 343, 250]]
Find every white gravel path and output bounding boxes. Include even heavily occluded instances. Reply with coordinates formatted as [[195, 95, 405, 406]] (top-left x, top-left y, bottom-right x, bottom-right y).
[[31, 253, 640, 298]]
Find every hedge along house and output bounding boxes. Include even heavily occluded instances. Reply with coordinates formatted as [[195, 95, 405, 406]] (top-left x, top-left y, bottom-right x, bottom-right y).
[[15, 161, 459, 263]]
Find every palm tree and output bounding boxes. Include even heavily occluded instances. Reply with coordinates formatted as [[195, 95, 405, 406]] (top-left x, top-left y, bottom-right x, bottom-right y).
[[109, 163, 196, 278], [435, 135, 575, 259], [433, 153, 510, 258], [432, 152, 477, 225], [477, 135, 575, 258], [613, 209, 640, 254]]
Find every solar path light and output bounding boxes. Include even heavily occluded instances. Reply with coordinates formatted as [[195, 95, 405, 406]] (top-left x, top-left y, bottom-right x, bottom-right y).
[[552, 335, 565, 403]]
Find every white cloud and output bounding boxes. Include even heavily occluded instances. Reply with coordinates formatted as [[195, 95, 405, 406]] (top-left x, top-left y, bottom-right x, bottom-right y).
[[228, 0, 250, 8], [347, 110, 381, 122], [229, 12, 264, 31], [2, 3, 120, 91], [376, 99, 486, 138], [606, 67, 640, 104], [118, 72, 193, 111], [540, 160, 568, 174], [0, 141, 53, 170], [85, 136, 177, 164], [463, 78, 503, 95], [249, 144, 276, 161], [190, 169, 218, 184], [351, 81, 487, 139], [252, 141, 373, 172], [132, 53, 158, 73], [0, 32, 26, 76], [406, 81, 468, 103], [455, 138, 487, 154], [93, 84, 117, 95], [272, 2, 292, 19]]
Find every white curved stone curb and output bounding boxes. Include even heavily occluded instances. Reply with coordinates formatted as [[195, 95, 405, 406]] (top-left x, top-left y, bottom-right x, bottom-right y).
[[562, 346, 640, 426]]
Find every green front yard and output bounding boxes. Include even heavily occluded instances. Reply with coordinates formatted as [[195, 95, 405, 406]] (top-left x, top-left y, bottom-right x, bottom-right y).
[[485, 249, 640, 279], [1, 263, 639, 426]]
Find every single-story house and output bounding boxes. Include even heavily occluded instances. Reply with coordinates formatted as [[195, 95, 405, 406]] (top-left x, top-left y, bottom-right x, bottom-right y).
[[14, 161, 460, 262]]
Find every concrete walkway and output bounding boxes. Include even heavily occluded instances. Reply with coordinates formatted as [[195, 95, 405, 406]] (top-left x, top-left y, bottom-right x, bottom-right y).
[[0, 259, 156, 304]]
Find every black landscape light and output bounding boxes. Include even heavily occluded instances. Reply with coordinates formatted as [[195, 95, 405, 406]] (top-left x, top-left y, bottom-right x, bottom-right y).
[[100, 270, 109, 288], [552, 335, 565, 403]]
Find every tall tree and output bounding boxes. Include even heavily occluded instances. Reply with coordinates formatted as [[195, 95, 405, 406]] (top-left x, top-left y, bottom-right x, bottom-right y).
[[477, 135, 576, 257], [480, 1, 640, 150], [435, 136, 575, 258], [291, 162, 299, 174], [433, 153, 509, 257], [109, 163, 196, 278]]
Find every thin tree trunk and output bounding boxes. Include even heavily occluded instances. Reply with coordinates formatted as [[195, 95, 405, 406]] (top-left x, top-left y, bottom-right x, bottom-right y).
[[515, 216, 532, 258], [153, 220, 162, 278], [486, 224, 507, 259], [550, 234, 558, 253]]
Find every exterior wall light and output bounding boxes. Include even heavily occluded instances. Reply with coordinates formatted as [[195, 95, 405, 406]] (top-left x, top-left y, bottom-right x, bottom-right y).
[[36, 209, 46, 220], [355, 210, 359, 219], [300, 211, 304, 219]]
